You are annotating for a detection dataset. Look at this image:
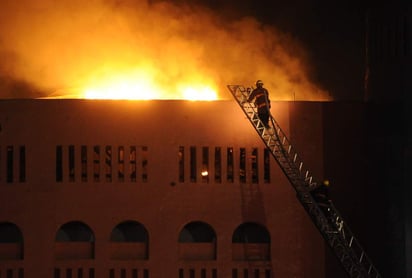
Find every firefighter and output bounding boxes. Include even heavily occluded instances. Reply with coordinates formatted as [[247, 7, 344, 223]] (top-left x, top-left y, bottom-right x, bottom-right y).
[[311, 180, 331, 214], [247, 80, 271, 128]]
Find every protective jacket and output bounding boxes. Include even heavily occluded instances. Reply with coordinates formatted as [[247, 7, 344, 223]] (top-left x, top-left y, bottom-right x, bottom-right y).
[[248, 87, 270, 110]]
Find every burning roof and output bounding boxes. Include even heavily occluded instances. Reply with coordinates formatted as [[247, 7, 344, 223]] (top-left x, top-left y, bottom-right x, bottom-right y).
[[0, 0, 330, 101]]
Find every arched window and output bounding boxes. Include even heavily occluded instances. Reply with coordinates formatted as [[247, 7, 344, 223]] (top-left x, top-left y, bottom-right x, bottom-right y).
[[178, 221, 216, 243], [55, 221, 94, 260], [232, 222, 270, 261], [178, 221, 216, 260], [110, 221, 149, 260], [0, 222, 23, 260]]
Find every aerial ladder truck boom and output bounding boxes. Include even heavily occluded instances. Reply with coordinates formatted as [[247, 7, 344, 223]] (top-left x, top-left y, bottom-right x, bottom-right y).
[[227, 85, 381, 278]]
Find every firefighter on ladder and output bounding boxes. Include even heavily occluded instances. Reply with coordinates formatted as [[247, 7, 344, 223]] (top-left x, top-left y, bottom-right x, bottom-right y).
[[247, 80, 271, 129]]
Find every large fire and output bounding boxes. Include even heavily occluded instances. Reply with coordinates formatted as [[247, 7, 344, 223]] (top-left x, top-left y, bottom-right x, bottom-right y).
[[0, 0, 331, 101]]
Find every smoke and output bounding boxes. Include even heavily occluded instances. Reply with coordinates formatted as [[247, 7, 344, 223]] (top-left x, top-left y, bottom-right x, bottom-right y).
[[0, 0, 330, 100]]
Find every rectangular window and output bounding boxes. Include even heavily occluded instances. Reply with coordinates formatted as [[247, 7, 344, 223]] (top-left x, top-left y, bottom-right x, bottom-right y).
[[78, 268, 83, 278], [239, 148, 246, 183], [227, 147, 234, 182], [264, 149, 270, 183], [132, 269, 138, 278], [89, 268, 95, 278], [109, 269, 114, 278], [7, 146, 13, 183], [66, 268, 72, 278], [81, 145, 87, 182], [19, 146, 26, 182], [105, 146, 112, 182], [178, 146, 184, 182], [201, 147, 209, 183], [118, 146, 124, 182], [214, 147, 222, 183], [143, 269, 149, 278], [142, 146, 148, 182], [251, 148, 258, 184], [121, 268, 126, 278], [404, 16, 410, 56], [93, 146, 100, 182], [56, 146, 63, 182], [68, 145, 75, 182], [190, 146, 197, 182], [189, 269, 195, 278], [130, 146, 136, 182]]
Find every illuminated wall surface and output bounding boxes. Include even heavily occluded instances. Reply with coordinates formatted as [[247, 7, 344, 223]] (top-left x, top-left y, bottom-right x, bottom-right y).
[[0, 99, 409, 278], [0, 100, 329, 278]]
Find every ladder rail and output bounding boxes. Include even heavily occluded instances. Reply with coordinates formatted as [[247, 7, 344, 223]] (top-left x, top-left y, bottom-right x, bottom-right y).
[[233, 85, 317, 190], [228, 84, 381, 278]]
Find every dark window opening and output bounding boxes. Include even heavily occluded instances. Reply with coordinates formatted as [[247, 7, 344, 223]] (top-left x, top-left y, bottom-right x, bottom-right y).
[[6, 146, 13, 183], [78, 268, 83, 278], [232, 222, 270, 243], [214, 147, 222, 183], [142, 146, 148, 182], [239, 148, 246, 183], [227, 147, 234, 182], [68, 145, 75, 182], [56, 146, 63, 182], [178, 221, 216, 243], [201, 147, 209, 183], [118, 146, 124, 182], [110, 221, 148, 242], [264, 149, 270, 183], [190, 146, 196, 183], [251, 148, 258, 184], [54, 269, 60, 278], [66, 269, 72, 278], [19, 146, 26, 182], [55, 221, 94, 242], [179, 146, 184, 183], [130, 146, 136, 182], [105, 146, 112, 182], [404, 16, 410, 56], [93, 146, 100, 182], [81, 145, 87, 182]]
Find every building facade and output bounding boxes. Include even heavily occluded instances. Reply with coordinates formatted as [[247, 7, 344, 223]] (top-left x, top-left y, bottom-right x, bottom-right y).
[[0, 100, 327, 278]]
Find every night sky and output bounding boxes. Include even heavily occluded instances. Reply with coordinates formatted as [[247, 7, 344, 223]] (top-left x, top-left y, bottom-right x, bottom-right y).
[[183, 0, 371, 100]]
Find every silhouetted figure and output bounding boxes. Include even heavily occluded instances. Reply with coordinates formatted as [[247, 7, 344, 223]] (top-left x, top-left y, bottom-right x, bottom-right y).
[[311, 180, 331, 213], [247, 80, 271, 128]]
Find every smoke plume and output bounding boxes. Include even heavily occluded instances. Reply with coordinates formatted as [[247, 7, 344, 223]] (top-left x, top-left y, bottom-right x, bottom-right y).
[[0, 0, 330, 100]]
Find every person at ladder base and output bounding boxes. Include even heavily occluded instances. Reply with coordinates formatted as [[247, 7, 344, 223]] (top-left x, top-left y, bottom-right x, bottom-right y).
[[247, 80, 271, 129]]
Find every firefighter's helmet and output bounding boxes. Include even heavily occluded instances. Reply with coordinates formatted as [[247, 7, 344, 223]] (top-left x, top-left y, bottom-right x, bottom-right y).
[[256, 80, 263, 87]]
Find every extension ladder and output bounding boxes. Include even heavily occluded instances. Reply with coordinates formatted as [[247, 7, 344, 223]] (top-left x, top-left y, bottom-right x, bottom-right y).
[[227, 85, 381, 278]]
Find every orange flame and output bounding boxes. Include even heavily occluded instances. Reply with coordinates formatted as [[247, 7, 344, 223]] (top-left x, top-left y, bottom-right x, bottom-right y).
[[0, 0, 331, 101]]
